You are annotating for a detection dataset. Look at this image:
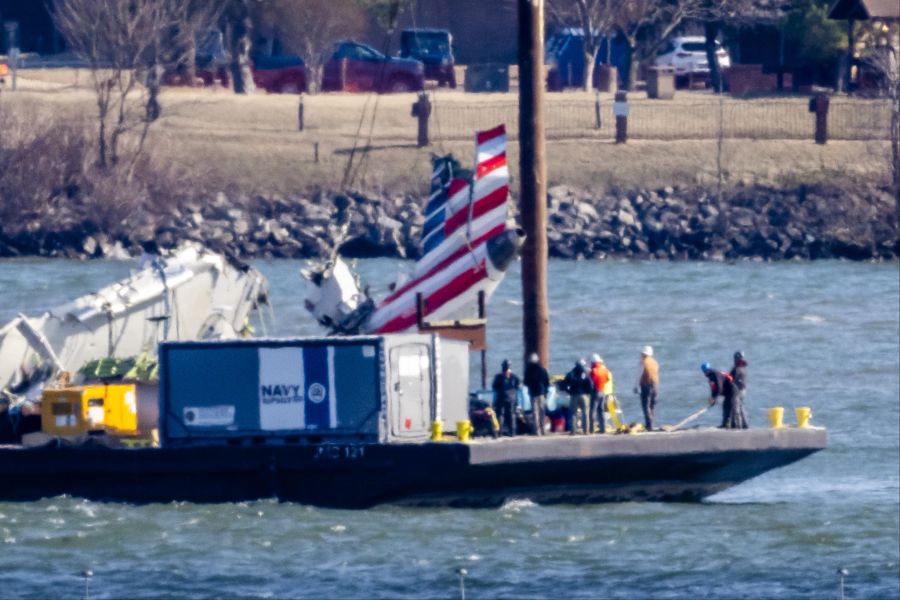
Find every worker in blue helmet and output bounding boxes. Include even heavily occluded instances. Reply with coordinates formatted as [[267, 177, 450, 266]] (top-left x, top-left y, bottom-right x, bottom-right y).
[[702, 362, 741, 428]]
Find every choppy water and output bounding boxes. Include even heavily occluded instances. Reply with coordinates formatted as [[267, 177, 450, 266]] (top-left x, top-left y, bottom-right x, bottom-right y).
[[1, 258, 898, 599]]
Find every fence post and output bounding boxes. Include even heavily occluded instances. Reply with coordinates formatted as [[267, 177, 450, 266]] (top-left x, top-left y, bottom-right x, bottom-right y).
[[594, 91, 601, 129], [298, 95, 304, 131], [411, 92, 431, 147], [340, 58, 348, 91], [814, 93, 829, 145], [614, 90, 629, 143]]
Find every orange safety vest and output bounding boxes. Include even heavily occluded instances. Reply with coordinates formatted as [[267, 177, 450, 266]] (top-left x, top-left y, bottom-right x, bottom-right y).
[[591, 363, 610, 394]]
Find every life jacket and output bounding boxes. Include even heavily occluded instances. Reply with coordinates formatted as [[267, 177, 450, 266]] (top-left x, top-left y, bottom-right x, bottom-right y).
[[603, 370, 615, 396]]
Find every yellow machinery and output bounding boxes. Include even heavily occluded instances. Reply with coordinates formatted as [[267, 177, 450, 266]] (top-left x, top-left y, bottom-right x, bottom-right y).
[[41, 384, 138, 436]]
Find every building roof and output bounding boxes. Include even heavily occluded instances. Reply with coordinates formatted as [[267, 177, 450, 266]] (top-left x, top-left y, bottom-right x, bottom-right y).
[[829, 0, 900, 20]]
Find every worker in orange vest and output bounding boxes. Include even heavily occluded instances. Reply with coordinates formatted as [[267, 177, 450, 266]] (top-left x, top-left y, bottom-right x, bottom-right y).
[[589, 354, 613, 433]]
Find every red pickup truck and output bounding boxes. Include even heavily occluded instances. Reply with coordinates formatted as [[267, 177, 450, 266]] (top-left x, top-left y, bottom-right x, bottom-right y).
[[321, 41, 424, 93], [167, 55, 307, 94], [248, 55, 307, 93]]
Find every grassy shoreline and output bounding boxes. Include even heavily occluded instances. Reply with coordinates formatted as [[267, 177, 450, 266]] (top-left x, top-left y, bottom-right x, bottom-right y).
[[3, 71, 893, 199]]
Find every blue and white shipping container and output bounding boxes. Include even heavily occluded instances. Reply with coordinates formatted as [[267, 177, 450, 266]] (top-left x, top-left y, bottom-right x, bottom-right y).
[[158, 334, 470, 447]]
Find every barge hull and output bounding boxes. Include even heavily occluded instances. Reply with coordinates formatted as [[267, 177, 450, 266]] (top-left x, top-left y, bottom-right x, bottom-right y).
[[0, 428, 826, 508]]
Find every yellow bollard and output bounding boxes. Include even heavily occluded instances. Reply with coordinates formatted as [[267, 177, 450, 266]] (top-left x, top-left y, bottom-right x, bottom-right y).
[[768, 407, 784, 429], [430, 420, 444, 441], [456, 420, 472, 442], [795, 407, 812, 428]]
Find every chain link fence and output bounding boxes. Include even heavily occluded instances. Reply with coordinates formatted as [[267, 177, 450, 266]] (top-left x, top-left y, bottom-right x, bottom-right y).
[[432, 97, 893, 142]]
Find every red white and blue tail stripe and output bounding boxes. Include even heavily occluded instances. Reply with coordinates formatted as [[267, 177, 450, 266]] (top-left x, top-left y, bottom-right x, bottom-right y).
[[366, 125, 517, 334]]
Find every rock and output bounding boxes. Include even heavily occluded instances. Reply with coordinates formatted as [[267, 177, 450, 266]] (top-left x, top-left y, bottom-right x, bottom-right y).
[[617, 197, 634, 213], [233, 219, 249, 236], [616, 209, 635, 227], [548, 185, 572, 200], [700, 204, 719, 219], [733, 214, 755, 229], [576, 201, 599, 221], [270, 226, 290, 244], [82, 236, 98, 257]]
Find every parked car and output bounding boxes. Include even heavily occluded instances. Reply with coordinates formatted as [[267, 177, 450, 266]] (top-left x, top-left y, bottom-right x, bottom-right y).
[[321, 40, 424, 93], [544, 28, 628, 91], [163, 29, 306, 94], [173, 56, 307, 94], [399, 28, 456, 88], [654, 36, 731, 83], [250, 55, 307, 93]]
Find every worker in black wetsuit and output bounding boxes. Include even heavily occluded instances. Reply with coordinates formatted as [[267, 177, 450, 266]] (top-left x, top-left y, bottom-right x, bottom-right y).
[[492, 359, 521, 436], [702, 362, 741, 429], [729, 351, 749, 429], [523, 353, 550, 435]]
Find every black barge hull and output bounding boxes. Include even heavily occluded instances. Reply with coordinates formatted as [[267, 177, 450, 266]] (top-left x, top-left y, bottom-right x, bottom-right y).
[[0, 428, 826, 508]]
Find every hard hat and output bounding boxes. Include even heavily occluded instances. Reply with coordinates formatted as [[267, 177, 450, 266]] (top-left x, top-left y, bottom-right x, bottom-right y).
[[577, 358, 587, 368], [701, 362, 712, 374], [591, 353, 602, 364], [641, 345, 653, 357], [734, 350, 744, 361], [528, 352, 540, 364], [501, 359, 510, 370]]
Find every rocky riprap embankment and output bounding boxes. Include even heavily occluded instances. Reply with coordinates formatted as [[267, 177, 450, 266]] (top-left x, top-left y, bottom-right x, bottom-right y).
[[0, 183, 896, 261]]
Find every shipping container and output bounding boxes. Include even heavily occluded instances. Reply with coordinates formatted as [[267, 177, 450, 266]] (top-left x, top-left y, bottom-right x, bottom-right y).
[[159, 334, 469, 447]]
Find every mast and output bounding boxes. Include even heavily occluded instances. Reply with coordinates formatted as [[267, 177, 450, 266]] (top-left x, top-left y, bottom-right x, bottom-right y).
[[517, 0, 550, 366]]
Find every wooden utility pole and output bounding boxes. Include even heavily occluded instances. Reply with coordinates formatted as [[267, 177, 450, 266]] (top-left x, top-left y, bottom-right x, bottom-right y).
[[517, 0, 550, 367]]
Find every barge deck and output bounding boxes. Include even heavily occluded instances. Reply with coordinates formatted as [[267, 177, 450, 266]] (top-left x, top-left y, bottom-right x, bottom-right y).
[[0, 427, 826, 508]]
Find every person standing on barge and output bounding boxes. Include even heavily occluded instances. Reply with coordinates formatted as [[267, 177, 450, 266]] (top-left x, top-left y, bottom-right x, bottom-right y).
[[523, 353, 550, 435], [590, 354, 612, 433], [563, 359, 595, 435], [729, 351, 749, 429], [702, 362, 742, 428], [493, 359, 521, 436], [634, 346, 659, 431]]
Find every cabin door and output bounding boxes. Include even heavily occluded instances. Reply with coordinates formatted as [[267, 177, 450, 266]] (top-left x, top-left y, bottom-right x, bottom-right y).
[[389, 343, 432, 438]]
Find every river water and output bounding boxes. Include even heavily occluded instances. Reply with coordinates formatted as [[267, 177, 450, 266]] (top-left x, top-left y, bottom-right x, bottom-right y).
[[0, 258, 897, 599]]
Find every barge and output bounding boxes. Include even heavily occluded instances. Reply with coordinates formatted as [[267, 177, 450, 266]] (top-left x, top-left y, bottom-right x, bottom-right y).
[[0, 334, 826, 508], [0, 428, 825, 508]]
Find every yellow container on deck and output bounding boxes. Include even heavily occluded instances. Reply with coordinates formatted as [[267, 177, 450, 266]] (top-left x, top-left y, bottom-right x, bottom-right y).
[[456, 420, 472, 442], [768, 406, 784, 429], [430, 420, 444, 441], [795, 407, 812, 428], [41, 384, 138, 436]]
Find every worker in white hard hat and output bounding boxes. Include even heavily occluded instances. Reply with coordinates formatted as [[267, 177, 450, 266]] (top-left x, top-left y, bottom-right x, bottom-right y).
[[634, 345, 659, 430], [589, 354, 613, 433]]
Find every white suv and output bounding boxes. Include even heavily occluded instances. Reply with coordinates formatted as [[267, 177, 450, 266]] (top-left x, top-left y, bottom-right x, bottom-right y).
[[655, 36, 731, 79]]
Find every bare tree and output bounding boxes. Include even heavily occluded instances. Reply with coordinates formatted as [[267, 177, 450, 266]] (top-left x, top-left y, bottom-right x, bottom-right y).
[[175, 0, 226, 87], [547, 0, 617, 91], [866, 35, 900, 193], [356, 0, 414, 33], [256, 0, 365, 92], [220, 0, 258, 94], [51, 0, 204, 168], [613, 0, 703, 90]]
